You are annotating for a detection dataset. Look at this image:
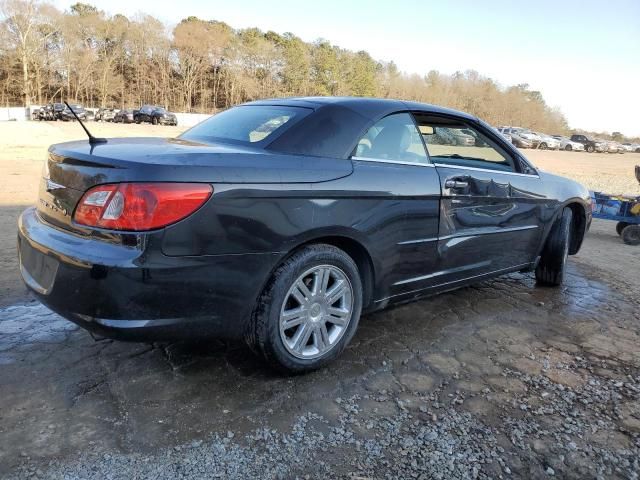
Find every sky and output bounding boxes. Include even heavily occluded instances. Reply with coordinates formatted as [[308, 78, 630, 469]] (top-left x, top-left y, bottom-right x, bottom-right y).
[[52, 0, 640, 136]]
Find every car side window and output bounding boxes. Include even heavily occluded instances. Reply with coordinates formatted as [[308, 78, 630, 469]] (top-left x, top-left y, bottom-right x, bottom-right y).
[[413, 115, 515, 173], [352, 113, 429, 165]]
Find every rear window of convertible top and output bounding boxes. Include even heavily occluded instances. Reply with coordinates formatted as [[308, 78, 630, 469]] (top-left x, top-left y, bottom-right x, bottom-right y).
[[180, 105, 311, 146]]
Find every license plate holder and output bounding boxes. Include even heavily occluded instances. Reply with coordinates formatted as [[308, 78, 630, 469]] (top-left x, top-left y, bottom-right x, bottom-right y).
[[19, 237, 59, 295]]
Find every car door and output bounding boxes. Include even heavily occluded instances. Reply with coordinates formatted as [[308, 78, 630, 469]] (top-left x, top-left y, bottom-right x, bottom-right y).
[[349, 112, 442, 301], [414, 113, 547, 286]]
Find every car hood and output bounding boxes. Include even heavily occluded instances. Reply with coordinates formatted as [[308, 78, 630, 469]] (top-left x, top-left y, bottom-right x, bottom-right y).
[[49, 137, 354, 185]]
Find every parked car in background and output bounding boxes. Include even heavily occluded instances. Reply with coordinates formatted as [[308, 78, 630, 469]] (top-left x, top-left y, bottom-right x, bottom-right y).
[[448, 129, 476, 145], [35, 103, 65, 121], [610, 141, 625, 154], [47, 103, 65, 121], [151, 107, 178, 126], [602, 141, 620, 154], [60, 104, 87, 121], [497, 127, 533, 148], [134, 105, 178, 126], [427, 127, 476, 146], [499, 127, 542, 148], [570, 134, 605, 153], [622, 143, 640, 153], [533, 132, 560, 150], [95, 108, 117, 122], [494, 128, 512, 143], [113, 109, 134, 124], [33, 106, 48, 121], [17, 96, 591, 372], [552, 136, 585, 152]]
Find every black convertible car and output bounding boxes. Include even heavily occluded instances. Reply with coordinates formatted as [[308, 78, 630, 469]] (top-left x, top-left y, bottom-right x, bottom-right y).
[[18, 97, 591, 372]]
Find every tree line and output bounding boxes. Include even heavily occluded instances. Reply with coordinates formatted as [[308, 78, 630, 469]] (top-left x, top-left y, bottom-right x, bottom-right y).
[[0, 0, 590, 136]]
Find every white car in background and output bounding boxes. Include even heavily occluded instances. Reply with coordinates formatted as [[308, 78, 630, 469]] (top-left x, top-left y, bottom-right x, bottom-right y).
[[533, 132, 560, 150], [496, 127, 534, 148], [622, 143, 640, 153], [604, 141, 620, 154], [552, 135, 585, 152], [508, 127, 542, 148]]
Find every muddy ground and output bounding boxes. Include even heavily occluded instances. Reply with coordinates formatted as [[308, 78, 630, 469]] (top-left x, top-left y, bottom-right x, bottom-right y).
[[1, 121, 639, 479]]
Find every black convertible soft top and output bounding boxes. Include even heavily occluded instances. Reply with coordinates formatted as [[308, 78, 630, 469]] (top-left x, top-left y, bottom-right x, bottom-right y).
[[245, 96, 477, 159]]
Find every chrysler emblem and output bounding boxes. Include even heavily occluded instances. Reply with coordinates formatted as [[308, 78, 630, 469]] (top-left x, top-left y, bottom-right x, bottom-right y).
[[45, 178, 65, 192]]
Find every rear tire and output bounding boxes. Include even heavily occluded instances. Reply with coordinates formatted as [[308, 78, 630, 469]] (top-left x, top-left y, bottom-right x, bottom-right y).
[[535, 208, 572, 286], [539, 142, 547, 150], [616, 222, 629, 236], [621, 225, 640, 245], [152, 117, 158, 125], [249, 244, 363, 373]]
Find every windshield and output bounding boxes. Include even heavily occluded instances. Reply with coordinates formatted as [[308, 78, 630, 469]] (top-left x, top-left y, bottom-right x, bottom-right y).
[[181, 105, 310, 145], [154, 107, 166, 113]]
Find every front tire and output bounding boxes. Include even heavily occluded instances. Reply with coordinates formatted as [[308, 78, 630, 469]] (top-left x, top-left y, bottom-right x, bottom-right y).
[[539, 142, 547, 150], [250, 244, 363, 373], [535, 208, 572, 286], [152, 116, 158, 125], [586, 145, 595, 153], [621, 225, 640, 245], [564, 145, 572, 151]]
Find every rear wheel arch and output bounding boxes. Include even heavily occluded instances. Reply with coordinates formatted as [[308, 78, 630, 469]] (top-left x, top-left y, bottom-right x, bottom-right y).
[[246, 234, 376, 349], [285, 235, 375, 309]]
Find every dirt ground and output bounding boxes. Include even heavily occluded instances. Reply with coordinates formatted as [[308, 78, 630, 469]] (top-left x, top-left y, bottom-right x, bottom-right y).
[[1, 121, 639, 478]]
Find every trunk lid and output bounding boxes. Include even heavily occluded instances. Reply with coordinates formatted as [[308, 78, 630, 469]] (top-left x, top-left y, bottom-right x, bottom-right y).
[[38, 137, 353, 232]]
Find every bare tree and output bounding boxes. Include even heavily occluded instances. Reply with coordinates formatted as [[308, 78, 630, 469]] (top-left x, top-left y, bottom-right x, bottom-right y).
[[1, 0, 58, 106], [0, 2, 580, 137]]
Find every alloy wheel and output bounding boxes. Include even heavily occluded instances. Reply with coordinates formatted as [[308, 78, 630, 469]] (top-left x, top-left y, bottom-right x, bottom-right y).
[[279, 265, 353, 360]]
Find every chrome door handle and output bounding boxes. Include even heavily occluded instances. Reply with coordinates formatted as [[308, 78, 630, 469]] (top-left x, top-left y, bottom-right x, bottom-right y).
[[445, 180, 468, 189]]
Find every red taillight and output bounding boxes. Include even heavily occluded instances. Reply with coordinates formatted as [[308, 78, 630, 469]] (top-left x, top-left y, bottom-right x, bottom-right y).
[[74, 183, 213, 231]]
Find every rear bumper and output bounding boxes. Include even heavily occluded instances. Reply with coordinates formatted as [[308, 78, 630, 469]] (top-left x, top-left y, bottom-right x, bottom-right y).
[[17, 207, 280, 341]]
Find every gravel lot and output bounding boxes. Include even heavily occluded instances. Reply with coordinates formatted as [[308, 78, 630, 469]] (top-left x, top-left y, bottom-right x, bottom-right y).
[[1, 121, 639, 479]]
